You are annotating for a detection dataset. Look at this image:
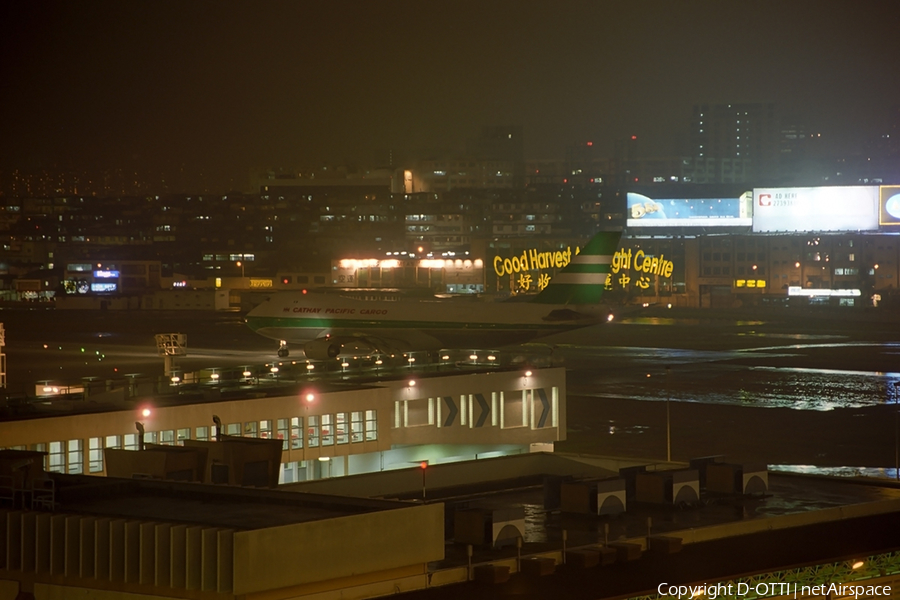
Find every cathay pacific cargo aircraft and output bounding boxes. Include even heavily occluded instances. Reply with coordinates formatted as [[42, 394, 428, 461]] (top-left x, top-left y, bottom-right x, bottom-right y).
[[245, 230, 622, 359]]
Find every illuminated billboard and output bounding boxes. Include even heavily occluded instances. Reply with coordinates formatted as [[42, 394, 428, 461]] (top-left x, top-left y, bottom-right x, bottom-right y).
[[752, 186, 878, 233], [626, 192, 752, 228], [90, 283, 117, 293], [880, 185, 900, 228]]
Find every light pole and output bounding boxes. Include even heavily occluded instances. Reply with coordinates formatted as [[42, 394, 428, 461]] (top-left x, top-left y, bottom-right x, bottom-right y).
[[893, 381, 899, 481], [665, 366, 671, 462], [420, 461, 428, 502]]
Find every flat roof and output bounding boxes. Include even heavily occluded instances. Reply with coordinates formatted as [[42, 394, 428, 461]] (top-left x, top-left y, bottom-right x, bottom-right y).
[[281, 452, 900, 567], [53, 474, 411, 530]]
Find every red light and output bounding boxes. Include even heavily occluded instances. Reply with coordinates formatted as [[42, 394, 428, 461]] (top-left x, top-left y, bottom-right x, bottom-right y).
[[563, 178, 568, 183], [587, 141, 593, 146], [420, 461, 428, 469], [302, 289, 308, 294], [631, 135, 637, 140], [634, 177, 639, 182], [282, 278, 289, 284]]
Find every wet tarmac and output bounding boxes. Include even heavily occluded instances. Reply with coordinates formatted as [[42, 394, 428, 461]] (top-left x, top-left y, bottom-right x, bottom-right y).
[[2, 305, 899, 474]]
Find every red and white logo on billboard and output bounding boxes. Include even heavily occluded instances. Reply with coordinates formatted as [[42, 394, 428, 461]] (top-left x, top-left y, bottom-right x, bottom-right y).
[[758, 193, 772, 207]]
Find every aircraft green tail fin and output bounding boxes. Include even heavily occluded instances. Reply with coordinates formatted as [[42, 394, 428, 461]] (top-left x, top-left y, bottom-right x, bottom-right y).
[[531, 230, 622, 305]]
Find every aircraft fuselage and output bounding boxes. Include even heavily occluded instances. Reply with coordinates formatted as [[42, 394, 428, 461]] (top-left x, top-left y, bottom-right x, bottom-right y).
[[245, 293, 608, 351]]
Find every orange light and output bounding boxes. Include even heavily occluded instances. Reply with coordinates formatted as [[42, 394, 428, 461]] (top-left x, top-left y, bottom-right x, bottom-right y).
[[420, 461, 427, 469]]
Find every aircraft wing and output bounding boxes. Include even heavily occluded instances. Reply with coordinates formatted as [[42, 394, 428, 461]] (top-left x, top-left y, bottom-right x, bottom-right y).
[[303, 329, 444, 360]]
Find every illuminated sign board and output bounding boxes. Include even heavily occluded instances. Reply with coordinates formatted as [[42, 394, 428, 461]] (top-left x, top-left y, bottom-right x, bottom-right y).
[[492, 244, 676, 294], [90, 282, 117, 293], [735, 279, 767, 289], [879, 186, 900, 227], [249, 278, 274, 289], [493, 247, 575, 277], [752, 186, 879, 233], [787, 287, 860, 297], [627, 192, 752, 228], [93, 270, 120, 278]]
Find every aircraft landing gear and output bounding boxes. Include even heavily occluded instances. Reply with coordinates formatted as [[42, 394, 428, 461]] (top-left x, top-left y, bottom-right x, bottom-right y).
[[277, 340, 289, 358]]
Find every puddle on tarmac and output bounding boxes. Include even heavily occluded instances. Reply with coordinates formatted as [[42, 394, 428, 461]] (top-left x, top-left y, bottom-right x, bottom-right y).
[[575, 364, 900, 411], [771, 464, 900, 480]]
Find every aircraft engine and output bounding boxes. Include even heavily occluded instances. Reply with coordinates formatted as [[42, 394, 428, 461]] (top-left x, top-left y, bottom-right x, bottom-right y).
[[303, 338, 342, 360]]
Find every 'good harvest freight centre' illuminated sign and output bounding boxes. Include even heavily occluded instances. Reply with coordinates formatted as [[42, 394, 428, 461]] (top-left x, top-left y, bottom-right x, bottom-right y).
[[493, 245, 675, 293]]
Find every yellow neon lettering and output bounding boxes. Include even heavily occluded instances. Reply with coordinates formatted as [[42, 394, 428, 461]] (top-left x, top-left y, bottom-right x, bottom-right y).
[[493, 255, 504, 277]]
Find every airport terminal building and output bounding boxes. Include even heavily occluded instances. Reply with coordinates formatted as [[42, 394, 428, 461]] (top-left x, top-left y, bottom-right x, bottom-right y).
[[0, 368, 565, 483]]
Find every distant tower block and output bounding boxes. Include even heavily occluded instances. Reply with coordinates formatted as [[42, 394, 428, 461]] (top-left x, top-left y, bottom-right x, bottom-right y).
[[0, 323, 6, 389], [154, 333, 187, 376]]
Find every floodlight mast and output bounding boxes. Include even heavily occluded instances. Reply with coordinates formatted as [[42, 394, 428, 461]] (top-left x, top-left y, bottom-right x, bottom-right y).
[[154, 333, 187, 377]]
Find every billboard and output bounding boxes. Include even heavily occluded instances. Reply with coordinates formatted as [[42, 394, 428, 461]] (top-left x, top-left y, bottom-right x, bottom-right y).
[[626, 192, 752, 228], [752, 186, 879, 233], [880, 185, 900, 228]]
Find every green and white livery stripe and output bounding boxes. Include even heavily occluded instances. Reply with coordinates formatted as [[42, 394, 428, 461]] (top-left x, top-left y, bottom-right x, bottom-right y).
[[532, 230, 622, 305]]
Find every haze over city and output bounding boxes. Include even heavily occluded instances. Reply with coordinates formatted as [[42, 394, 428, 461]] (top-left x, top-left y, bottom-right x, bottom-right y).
[[2, 0, 899, 193]]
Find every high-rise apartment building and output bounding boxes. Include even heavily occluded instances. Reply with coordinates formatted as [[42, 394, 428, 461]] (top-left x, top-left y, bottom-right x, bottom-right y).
[[690, 103, 778, 180]]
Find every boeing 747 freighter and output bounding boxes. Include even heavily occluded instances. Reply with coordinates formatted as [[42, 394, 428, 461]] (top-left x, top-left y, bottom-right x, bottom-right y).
[[245, 230, 622, 359]]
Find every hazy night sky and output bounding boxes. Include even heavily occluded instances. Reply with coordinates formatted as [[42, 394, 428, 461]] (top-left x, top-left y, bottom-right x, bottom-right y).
[[1, 0, 898, 191]]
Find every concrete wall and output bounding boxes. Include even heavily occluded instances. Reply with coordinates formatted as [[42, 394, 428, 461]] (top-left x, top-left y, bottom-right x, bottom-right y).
[[232, 503, 444, 595]]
